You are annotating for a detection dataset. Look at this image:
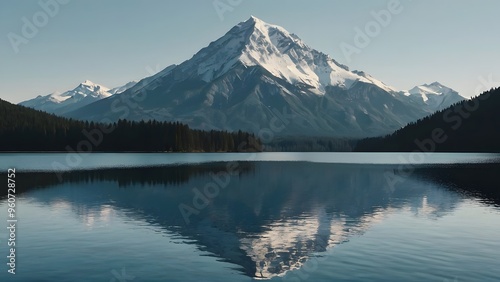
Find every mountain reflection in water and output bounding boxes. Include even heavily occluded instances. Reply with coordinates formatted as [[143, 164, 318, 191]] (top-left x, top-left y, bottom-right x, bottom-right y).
[[6, 161, 499, 279]]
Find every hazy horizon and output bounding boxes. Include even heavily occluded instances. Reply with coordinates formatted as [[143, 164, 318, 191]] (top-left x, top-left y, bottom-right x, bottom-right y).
[[1, 0, 499, 103]]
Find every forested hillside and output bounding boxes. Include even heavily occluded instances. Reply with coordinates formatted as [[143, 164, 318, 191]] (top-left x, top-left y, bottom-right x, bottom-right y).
[[355, 88, 500, 152], [0, 98, 261, 152]]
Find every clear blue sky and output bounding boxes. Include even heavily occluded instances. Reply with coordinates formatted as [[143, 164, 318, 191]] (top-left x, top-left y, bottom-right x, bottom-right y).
[[1, 0, 499, 103]]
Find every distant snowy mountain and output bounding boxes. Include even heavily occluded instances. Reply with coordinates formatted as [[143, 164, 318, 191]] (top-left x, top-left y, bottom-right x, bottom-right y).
[[19, 80, 136, 115], [59, 16, 464, 137], [402, 82, 464, 111]]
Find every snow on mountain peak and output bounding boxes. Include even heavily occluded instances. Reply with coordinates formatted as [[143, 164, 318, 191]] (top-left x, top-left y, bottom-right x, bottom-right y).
[[177, 16, 385, 94], [81, 80, 95, 86], [247, 15, 263, 25], [408, 82, 456, 97], [424, 82, 455, 94], [403, 82, 463, 108], [69, 80, 111, 99], [241, 15, 302, 46], [19, 79, 139, 115]]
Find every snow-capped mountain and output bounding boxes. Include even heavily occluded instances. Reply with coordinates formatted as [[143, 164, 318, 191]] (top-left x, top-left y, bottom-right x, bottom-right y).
[[403, 82, 464, 111], [178, 16, 380, 94], [63, 16, 463, 137], [19, 80, 136, 115]]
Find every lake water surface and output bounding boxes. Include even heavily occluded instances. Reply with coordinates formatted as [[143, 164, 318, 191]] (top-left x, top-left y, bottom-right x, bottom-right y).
[[0, 153, 499, 281]]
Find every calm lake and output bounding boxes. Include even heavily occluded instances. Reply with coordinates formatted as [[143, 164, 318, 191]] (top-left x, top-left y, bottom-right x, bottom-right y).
[[1, 153, 500, 281]]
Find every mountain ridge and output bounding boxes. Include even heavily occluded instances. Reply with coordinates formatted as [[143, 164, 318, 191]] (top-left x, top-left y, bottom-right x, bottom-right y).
[[23, 16, 465, 137], [19, 80, 137, 115]]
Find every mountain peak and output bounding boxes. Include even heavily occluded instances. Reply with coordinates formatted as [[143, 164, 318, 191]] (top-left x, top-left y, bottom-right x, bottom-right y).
[[81, 80, 97, 87], [234, 15, 292, 42], [178, 16, 359, 93], [248, 15, 261, 23], [409, 82, 456, 97], [424, 81, 450, 90], [427, 81, 443, 87], [404, 82, 463, 109], [57, 16, 467, 138], [242, 15, 270, 27], [19, 79, 137, 115]]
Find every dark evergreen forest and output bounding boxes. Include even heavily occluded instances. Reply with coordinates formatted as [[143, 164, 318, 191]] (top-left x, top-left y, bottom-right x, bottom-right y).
[[0, 98, 261, 152], [355, 87, 500, 152]]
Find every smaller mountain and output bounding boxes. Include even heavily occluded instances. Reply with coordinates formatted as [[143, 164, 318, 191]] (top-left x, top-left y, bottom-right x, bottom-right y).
[[19, 80, 136, 115], [402, 82, 464, 111], [355, 87, 500, 152]]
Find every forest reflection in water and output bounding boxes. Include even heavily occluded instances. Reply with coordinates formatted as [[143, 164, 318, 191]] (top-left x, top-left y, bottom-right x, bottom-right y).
[[4, 161, 500, 279]]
